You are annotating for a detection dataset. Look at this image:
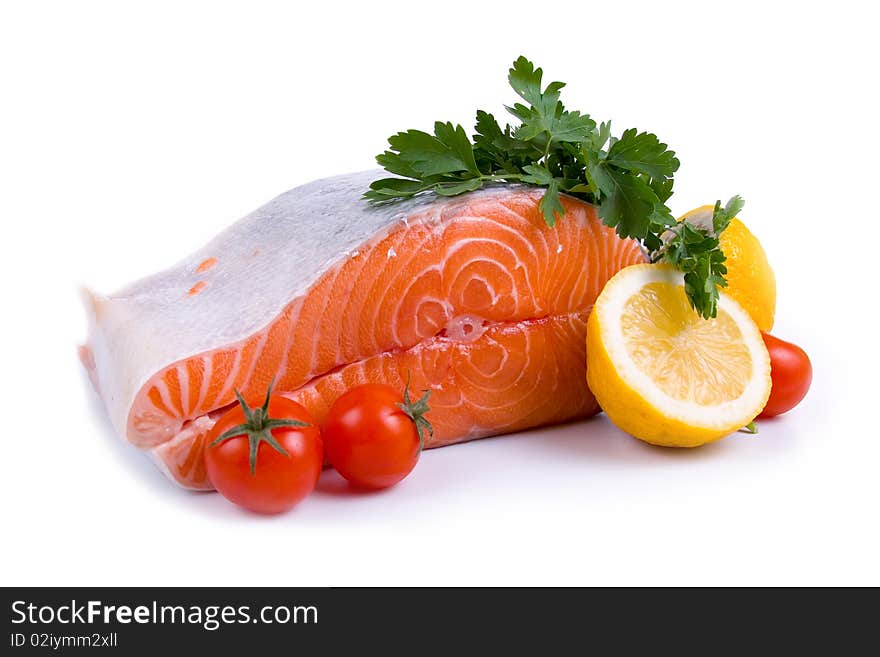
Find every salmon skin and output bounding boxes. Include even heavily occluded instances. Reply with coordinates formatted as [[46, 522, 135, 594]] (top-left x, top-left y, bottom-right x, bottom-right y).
[[81, 170, 646, 489]]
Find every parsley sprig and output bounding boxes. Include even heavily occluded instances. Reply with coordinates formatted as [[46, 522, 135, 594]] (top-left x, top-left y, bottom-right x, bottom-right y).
[[652, 196, 744, 319], [365, 56, 741, 319]]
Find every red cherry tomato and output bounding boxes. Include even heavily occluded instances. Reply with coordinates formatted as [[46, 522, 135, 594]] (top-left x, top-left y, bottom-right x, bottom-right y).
[[759, 332, 812, 418], [205, 388, 322, 514], [323, 383, 432, 489]]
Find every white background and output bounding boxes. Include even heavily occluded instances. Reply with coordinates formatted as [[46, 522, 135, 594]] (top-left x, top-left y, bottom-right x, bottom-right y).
[[2, 1, 878, 586]]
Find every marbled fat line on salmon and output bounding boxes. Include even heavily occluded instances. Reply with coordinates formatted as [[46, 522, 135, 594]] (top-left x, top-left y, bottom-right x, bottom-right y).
[[81, 171, 646, 490]]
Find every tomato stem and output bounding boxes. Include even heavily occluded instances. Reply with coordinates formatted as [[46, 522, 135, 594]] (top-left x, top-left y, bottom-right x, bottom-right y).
[[209, 379, 310, 475], [398, 373, 433, 451]]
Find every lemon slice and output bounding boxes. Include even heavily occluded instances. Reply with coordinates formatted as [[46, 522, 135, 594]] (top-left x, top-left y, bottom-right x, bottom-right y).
[[586, 264, 771, 447]]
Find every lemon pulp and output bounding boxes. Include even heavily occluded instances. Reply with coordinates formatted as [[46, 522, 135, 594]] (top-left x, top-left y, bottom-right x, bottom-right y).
[[621, 282, 752, 406]]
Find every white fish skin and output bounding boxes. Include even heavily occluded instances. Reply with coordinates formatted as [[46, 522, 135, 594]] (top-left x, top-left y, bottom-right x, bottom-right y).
[[82, 170, 528, 444]]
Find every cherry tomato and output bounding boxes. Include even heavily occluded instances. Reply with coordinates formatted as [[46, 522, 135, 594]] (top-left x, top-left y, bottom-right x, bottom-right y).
[[205, 387, 322, 513], [323, 383, 432, 489], [759, 332, 812, 418]]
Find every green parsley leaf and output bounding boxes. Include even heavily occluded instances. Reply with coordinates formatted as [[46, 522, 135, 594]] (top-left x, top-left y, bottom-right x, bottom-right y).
[[433, 178, 484, 196], [378, 122, 480, 179], [520, 163, 556, 185], [712, 194, 745, 234], [363, 177, 436, 202], [507, 56, 565, 118], [606, 129, 680, 180], [521, 164, 565, 225], [593, 166, 660, 239]]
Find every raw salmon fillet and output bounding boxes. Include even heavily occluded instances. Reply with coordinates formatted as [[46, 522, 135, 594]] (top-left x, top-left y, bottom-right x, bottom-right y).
[[82, 171, 646, 489]]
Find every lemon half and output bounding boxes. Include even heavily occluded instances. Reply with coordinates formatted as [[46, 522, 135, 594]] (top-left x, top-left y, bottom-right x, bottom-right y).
[[586, 264, 771, 447]]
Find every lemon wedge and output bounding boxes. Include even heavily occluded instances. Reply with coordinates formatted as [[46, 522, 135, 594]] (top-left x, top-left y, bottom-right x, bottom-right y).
[[586, 264, 771, 447]]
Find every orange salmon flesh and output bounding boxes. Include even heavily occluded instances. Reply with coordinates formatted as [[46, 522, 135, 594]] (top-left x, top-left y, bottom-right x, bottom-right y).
[[81, 172, 646, 489]]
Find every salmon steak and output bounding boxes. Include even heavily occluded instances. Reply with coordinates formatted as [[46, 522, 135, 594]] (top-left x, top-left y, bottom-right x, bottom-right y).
[[81, 170, 646, 489]]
